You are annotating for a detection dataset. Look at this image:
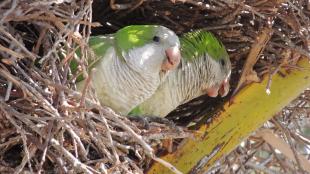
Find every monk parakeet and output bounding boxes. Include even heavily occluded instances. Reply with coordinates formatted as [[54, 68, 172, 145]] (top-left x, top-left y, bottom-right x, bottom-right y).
[[130, 30, 231, 117], [76, 25, 181, 115]]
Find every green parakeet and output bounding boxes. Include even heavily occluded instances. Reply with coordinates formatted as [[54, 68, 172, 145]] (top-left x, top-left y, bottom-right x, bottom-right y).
[[76, 25, 181, 114], [130, 30, 231, 117]]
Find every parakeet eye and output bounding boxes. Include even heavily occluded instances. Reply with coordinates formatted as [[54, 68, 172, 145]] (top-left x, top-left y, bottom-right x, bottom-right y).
[[220, 59, 225, 66], [153, 36, 160, 42]]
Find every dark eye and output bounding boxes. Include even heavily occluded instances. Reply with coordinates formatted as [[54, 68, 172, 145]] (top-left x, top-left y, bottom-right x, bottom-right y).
[[153, 36, 160, 42], [220, 59, 225, 66]]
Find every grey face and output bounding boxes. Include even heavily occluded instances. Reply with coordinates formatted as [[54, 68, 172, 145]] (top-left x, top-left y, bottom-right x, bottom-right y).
[[126, 26, 181, 75], [201, 54, 231, 98]]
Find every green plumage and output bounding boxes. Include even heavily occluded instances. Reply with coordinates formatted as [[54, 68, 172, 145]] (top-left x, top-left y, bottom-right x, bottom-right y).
[[115, 25, 156, 53], [88, 36, 113, 57], [181, 30, 228, 62], [129, 30, 231, 117], [69, 36, 113, 82]]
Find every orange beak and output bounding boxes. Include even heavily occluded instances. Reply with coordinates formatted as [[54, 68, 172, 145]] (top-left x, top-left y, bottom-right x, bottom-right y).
[[161, 46, 181, 71], [205, 77, 230, 98], [205, 85, 220, 98], [218, 78, 230, 97]]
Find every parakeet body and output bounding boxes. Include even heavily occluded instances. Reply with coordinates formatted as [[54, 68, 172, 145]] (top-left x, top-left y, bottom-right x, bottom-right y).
[[76, 25, 181, 115], [131, 30, 231, 117]]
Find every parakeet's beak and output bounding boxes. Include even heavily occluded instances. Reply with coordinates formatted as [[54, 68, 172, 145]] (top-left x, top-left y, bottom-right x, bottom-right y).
[[204, 77, 230, 97], [161, 46, 181, 71], [205, 85, 220, 98], [218, 78, 230, 97]]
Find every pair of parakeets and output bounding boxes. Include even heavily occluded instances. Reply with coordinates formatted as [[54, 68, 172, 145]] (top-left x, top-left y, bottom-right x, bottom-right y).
[[76, 25, 231, 118]]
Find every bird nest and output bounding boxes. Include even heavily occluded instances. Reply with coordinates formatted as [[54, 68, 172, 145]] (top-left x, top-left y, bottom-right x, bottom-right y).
[[0, 0, 310, 173], [0, 1, 189, 173]]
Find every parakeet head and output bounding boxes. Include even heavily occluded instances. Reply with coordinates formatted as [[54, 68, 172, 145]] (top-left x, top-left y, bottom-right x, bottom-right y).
[[115, 25, 181, 75], [181, 30, 231, 97]]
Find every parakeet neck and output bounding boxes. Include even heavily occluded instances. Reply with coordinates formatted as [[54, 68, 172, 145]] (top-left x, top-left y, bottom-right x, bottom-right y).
[[139, 54, 218, 117], [172, 55, 217, 104], [79, 47, 160, 115]]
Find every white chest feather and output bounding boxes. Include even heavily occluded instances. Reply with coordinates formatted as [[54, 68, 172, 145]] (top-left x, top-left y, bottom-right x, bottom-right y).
[[78, 47, 161, 115]]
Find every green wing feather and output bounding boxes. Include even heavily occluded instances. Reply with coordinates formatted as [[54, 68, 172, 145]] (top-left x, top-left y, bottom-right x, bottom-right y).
[[128, 106, 142, 115], [69, 35, 114, 82], [181, 30, 228, 62]]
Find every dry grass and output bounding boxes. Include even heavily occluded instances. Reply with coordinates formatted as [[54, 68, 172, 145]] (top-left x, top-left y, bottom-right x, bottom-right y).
[[0, 0, 188, 173], [0, 0, 310, 173]]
